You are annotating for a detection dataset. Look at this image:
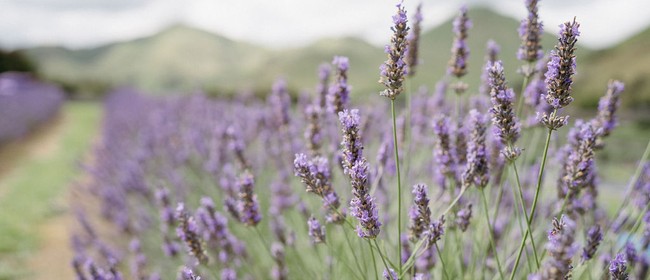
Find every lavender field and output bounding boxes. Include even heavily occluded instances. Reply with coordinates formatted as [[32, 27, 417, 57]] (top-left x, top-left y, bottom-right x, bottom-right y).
[[1, 0, 650, 280]]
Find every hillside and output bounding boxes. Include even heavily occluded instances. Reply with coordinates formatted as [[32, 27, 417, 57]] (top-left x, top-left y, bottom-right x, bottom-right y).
[[574, 28, 650, 109], [25, 8, 595, 98]]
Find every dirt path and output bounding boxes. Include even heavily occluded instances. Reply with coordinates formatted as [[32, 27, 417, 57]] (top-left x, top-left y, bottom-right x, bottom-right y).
[[26, 194, 76, 280], [0, 115, 63, 198]]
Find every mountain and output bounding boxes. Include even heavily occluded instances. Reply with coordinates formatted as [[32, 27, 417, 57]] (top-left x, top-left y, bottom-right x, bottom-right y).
[[574, 27, 650, 109], [24, 8, 595, 99]]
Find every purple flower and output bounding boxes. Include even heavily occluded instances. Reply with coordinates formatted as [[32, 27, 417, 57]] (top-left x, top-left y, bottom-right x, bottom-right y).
[[594, 80, 625, 140], [221, 269, 236, 280], [383, 268, 398, 280], [455, 203, 472, 232], [545, 20, 580, 108], [304, 104, 323, 155], [581, 225, 602, 261], [175, 203, 209, 265], [563, 121, 600, 215], [487, 61, 521, 146], [406, 3, 423, 77], [327, 56, 351, 114], [517, 0, 544, 62], [271, 243, 288, 280], [462, 109, 490, 188], [448, 6, 472, 78], [236, 171, 262, 226], [432, 114, 458, 187], [609, 253, 628, 280], [316, 63, 331, 109], [409, 184, 432, 241], [338, 109, 364, 176], [307, 216, 326, 244], [180, 266, 201, 280], [349, 158, 382, 239], [480, 40, 501, 96], [536, 216, 577, 279], [424, 215, 445, 248], [293, 153, 345, 224], [379, 2, 409, 99]]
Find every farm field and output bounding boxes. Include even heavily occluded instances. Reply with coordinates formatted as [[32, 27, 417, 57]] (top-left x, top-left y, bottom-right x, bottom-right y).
[[1, 1, 650, 280]]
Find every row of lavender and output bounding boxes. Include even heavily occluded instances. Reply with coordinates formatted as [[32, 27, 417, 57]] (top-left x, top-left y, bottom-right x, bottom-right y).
[[71, 1, 650, 280], [0, 72, 64, 143]]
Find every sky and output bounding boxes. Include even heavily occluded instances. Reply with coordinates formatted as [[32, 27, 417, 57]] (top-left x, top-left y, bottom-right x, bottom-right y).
[[1, 0, 649, 50]]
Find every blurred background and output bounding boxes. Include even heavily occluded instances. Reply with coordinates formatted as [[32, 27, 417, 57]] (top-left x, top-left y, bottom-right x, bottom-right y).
[[0, 0, 649, 279]]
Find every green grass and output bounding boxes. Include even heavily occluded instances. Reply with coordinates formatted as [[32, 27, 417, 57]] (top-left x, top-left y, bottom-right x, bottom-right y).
[[0, 102, 101, 279]]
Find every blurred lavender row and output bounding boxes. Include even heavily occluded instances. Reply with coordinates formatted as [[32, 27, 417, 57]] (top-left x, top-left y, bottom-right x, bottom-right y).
[[0, 72, 64, 143]]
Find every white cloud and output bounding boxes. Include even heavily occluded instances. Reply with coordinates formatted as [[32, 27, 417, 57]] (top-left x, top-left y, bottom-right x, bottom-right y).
[[1, 0, 649, 49]]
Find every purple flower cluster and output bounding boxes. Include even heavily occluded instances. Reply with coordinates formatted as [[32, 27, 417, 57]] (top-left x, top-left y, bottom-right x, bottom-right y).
[[327, 56, 351, 114], [236, 171, 262, 226], [0, 72, 64, 142], [462, 109, 489, 188], [540, 19, 580, 130], [293, 153, 345, 224], [479, 40, 501, 96], [487, 61, 521, 146], [448, 6, 472, 78], [175, 203, 209, 265], [534, 216, 577, 279], [379, 2, 409, 99], [517, 0, 544, 62], [405, 3, 423, 77], [594, 80, 625, 138], [408, 184, 432, 241]]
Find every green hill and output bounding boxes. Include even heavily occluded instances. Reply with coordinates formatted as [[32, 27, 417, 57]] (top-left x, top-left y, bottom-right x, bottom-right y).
[[24, 8, 597, 99], [574, 28, 650, 109]]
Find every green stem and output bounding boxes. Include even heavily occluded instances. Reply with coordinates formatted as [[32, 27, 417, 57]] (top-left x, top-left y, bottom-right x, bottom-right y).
[[511, 161, 540, 268], [509, 127, 553, 279], [435, 243, 450, 280], [480, 187, 505, 280], [515, 62, 533, 118], [343, 229, 366, 278], [390, 99, 403, 275], [373, 239, 393, 279], [368, 240, 379, 280], [442, 185, 468, 216]]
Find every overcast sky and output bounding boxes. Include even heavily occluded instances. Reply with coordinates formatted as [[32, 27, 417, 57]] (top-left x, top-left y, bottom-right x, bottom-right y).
[[1, 0, 649, 50]]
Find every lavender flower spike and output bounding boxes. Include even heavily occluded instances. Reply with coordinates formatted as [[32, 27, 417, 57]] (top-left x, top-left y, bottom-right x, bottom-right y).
[[338, 109, 364, 176], [180, 266, 202, 280], [175, 203, 209, 265], [293, 153, 345, 224], [518, 0, 544, 63], [406, 3, 423, 77], [540, 19, 580, 130], [432, 114, 458, 186], [535, 215, 577, 280], [316, 63, 331, 109], [479, 40, 501, 96], [594, 80, 625, 140], [448, 6, 472, 78], [379, 1, 409, 100], [424, 215, 445, 248], [307, 216, 326, 244], [609, 253, 629, 280], [327, 56, 350, 114], [563, 121, 599, 215], [237, 170, 262, 226], [581, 225, 602, 261], [383, 268, 398, 280], [349, 158, 382, 238], [545, 19, 580, 109], [462, 109, 490, 188], [408, 184, 432, 241], [487, 61, 521, 147]]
